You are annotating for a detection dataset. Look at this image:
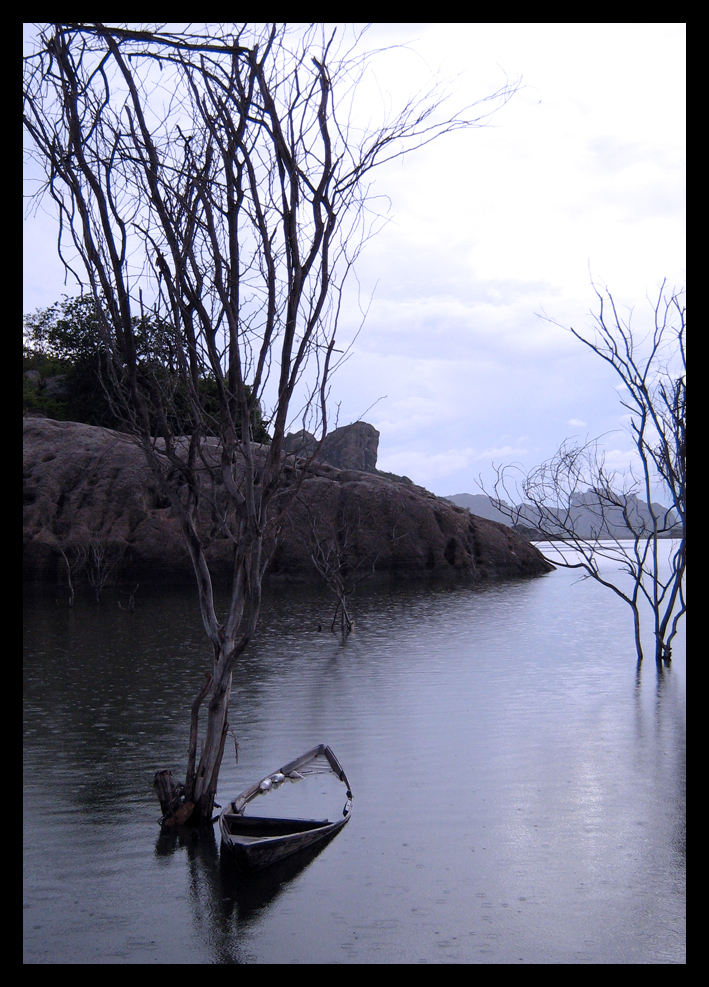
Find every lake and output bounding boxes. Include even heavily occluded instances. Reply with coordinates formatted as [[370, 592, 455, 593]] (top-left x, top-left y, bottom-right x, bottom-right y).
[[23, 544, 685, 963]]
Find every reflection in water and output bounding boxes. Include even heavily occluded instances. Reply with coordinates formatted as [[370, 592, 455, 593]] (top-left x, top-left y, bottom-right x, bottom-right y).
[[219, 829, 344, 922], [23, 567, 685, 963], [152, 816, 344, 963]]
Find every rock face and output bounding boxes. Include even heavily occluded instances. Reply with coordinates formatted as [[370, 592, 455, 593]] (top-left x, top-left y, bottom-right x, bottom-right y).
[[23, 418, 555, 587], [284, 421, 380, 473]]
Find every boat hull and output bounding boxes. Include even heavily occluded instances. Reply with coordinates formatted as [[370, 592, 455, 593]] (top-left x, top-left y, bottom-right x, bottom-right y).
[[219, 744, 353, 871], [221, 813, 350, 870]]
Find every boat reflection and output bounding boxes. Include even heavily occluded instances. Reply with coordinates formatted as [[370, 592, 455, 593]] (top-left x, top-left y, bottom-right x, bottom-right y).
[[218, 826, 344, 921], [153, 813, 345, 950]]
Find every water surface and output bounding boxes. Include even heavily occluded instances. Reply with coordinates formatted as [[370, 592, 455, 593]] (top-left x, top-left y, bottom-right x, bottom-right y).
[[23, 554, 685, 963]]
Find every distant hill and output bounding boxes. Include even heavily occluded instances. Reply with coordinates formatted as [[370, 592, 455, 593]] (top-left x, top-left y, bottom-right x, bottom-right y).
[[444, 491, 681, 540], [443, 493, 513, 525]]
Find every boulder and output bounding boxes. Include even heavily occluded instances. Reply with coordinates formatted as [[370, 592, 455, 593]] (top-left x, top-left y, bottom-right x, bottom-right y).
[[24, 370, 41, 387], [284, 421, 380, 472], [43, 374, 71, 400], [283, 428, 318, 460], [23, 418, 555, 586]]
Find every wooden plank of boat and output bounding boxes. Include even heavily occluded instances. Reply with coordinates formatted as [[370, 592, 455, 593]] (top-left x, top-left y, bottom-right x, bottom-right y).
[[219, 744, 353, 871]]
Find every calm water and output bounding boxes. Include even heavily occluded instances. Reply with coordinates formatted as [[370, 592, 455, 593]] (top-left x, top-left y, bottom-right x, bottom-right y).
[[23, 546, 685, 963]]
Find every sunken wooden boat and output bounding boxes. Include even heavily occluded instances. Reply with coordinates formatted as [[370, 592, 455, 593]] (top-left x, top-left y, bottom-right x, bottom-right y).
[[219, 744, 353, 871]]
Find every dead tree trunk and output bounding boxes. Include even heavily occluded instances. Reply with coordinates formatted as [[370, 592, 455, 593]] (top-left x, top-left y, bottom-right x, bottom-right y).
[[153, 770, 193, 826]]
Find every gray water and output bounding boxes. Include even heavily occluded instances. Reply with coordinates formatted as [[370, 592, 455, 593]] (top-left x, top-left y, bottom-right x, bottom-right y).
[[23, 548, 685, 963]]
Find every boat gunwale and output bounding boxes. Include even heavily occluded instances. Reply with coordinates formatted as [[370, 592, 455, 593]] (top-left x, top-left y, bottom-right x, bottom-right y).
[[227, 744, 352, 814], [218, 743, 353, 868]]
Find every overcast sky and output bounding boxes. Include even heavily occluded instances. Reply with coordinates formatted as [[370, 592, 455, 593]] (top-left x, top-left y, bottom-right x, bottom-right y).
[[23, 23, 685, 500]]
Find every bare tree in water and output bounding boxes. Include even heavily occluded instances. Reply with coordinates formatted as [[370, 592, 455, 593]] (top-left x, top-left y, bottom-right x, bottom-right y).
[[24, 23, 520, 823], [485, 281, 685, 669], [303, 496, 382, 636]]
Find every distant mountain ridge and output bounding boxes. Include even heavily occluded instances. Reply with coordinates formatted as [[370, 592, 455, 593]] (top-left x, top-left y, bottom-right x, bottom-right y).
[[443, 493, 513, 525], [444, 491, 680, 540]]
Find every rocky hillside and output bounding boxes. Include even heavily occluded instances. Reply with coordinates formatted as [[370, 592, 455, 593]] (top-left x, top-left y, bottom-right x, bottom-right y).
[[23, 418, 555, 587]]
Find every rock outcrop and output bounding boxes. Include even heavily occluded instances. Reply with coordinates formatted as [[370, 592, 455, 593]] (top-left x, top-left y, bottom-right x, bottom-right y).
[[284, 421, 380, 473], [23, 418, 555, 586]]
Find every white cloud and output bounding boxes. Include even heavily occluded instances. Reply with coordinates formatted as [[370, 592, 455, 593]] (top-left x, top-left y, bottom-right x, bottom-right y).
[[23, 24, 685, 500]]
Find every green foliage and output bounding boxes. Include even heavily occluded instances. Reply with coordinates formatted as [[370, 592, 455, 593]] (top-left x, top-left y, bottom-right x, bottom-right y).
[[22, 351, 71, 420], [24, 294, 104, 361], [23, 295, 122, 427], [23, 295, 271, 442]]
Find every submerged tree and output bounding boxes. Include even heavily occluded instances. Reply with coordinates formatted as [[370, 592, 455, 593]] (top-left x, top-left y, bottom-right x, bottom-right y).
[[486, 281, 685, 669], [301, 494, 383, 636], [24, 22, 520, 824]]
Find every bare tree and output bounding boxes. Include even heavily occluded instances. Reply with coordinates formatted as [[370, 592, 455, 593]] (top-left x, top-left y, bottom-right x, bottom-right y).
[[300, 494, 383, 636], [86, 539, 126, 602], [485, 281, 685, 669], [56, 541, 87, 607], [24, 23, 520, 823]]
